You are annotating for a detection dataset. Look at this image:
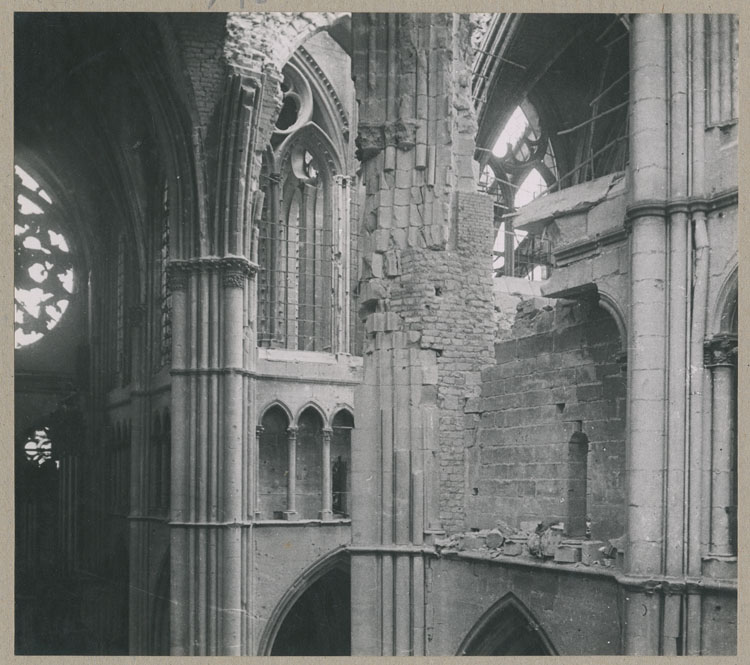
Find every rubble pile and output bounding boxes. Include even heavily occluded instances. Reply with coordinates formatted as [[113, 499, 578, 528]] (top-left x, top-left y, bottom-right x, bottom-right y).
[[434, 520, 625, 569]]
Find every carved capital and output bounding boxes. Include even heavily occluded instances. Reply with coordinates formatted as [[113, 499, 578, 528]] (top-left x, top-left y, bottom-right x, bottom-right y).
[[166, 262, 189, 292], [287, 426, 298, 440], [383, 119, 419, 151], [223, 271, 246, 289], [168, 257, 258, 292], [356, 124, 385, 162], [704, 333, 738, 368]]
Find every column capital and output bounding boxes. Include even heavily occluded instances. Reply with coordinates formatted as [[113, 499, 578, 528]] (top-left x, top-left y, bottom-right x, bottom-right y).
[[704, 333, 738, 367], [166, 262, 190, 293], [167, 257, 259, 291], [255, 425, 264, 437], [286, 426, 298, 438]]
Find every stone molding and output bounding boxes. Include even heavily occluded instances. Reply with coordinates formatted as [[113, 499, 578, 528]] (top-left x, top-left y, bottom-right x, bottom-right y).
[[625, 188, 738, 230]]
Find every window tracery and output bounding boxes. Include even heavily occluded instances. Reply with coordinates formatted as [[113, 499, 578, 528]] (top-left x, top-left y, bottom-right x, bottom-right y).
[[23, 427, 55, 467], [257, 57, 359, 354], [479, 103, 555, 281], [14, 165, 74, 349]]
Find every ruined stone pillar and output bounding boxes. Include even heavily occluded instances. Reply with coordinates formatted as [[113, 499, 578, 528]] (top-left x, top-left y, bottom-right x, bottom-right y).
[[350, 13, 495, 655]]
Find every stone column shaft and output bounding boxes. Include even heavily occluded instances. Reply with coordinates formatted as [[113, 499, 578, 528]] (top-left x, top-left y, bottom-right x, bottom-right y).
[[284, 427, 298, 519], [320, 428, 333, 520], [627, 13, 668, 578], [350, 13, 493, 656], [625, 13, 669, 657], [254, 426, 263, 518], [706, 336, 737, 556]]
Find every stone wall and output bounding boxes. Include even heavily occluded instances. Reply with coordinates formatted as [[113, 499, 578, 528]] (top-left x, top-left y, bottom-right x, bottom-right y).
[[427, 556, 622, 655], [467, 298, 626, 540], [169, 14, 227, 129], [384, 192, 495, 532]]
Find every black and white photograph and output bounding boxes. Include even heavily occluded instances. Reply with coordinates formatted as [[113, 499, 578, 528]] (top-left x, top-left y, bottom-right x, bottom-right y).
[[12, 8, 739, 657]]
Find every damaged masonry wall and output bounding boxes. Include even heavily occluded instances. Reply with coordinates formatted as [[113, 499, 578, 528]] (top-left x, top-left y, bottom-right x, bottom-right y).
[[467, 297, 626, 541]]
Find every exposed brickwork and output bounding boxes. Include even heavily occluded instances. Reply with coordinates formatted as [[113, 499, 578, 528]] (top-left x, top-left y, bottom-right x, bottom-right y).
[[353, 16, 496, 538], [170, 14, 227, 128], [225, 12, 346, 74], [379, 193, 495, 533], [468, 299, 626, 540]]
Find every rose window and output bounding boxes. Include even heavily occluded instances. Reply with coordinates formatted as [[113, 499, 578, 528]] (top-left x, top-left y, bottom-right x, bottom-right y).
[[14, 165, 74, 349]]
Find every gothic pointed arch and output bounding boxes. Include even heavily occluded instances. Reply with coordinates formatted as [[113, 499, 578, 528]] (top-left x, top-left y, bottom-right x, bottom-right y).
[[710, 263, 738, 336], [258, 548, 350, 656], [259, 400, 294, 426], [258, 120, 348, 353], [295, 401, 328, 428], [457, 592, 557, 656]]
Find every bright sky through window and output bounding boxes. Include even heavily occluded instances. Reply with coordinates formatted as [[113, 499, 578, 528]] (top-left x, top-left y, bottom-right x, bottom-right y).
[[492, 106, 530, 159], [14, 165, 74, 349], [514, 168, 547, 208]]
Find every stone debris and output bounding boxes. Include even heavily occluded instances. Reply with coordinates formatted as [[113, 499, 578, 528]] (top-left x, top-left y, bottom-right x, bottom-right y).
[[437, 520, 622, 568]]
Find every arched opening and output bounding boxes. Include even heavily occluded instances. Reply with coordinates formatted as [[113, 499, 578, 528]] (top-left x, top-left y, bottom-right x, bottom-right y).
[[331, 409, 353, 517], [269, 557, 351, 656], [481, 102, 556, 282], [258, 405, 291, 519], [706, 283, 738, 558], [582, 304, 626, 540], [296, 406, 324, 519], [257, 42, 361, 356], [458, 593, 556, 655], [566, 430, 590, 537]]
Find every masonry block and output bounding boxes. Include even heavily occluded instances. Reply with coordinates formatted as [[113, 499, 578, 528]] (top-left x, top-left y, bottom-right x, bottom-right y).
[[485, 530, 505, 549], [581, 540, 606, 565], [458, 533, 485, 550], [502, 540, 523, 556], [554, 544, 581, 563]]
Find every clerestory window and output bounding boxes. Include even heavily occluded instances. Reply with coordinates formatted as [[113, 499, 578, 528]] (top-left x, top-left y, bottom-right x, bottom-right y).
[[257, 56, 361, 355]]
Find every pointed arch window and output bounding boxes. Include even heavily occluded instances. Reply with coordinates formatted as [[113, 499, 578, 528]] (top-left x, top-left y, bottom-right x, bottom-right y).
[[331, 409, 353, 517], [258, 55, 360, 355], [258, 405, 291, 519], [258, 138, 339, 353]]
